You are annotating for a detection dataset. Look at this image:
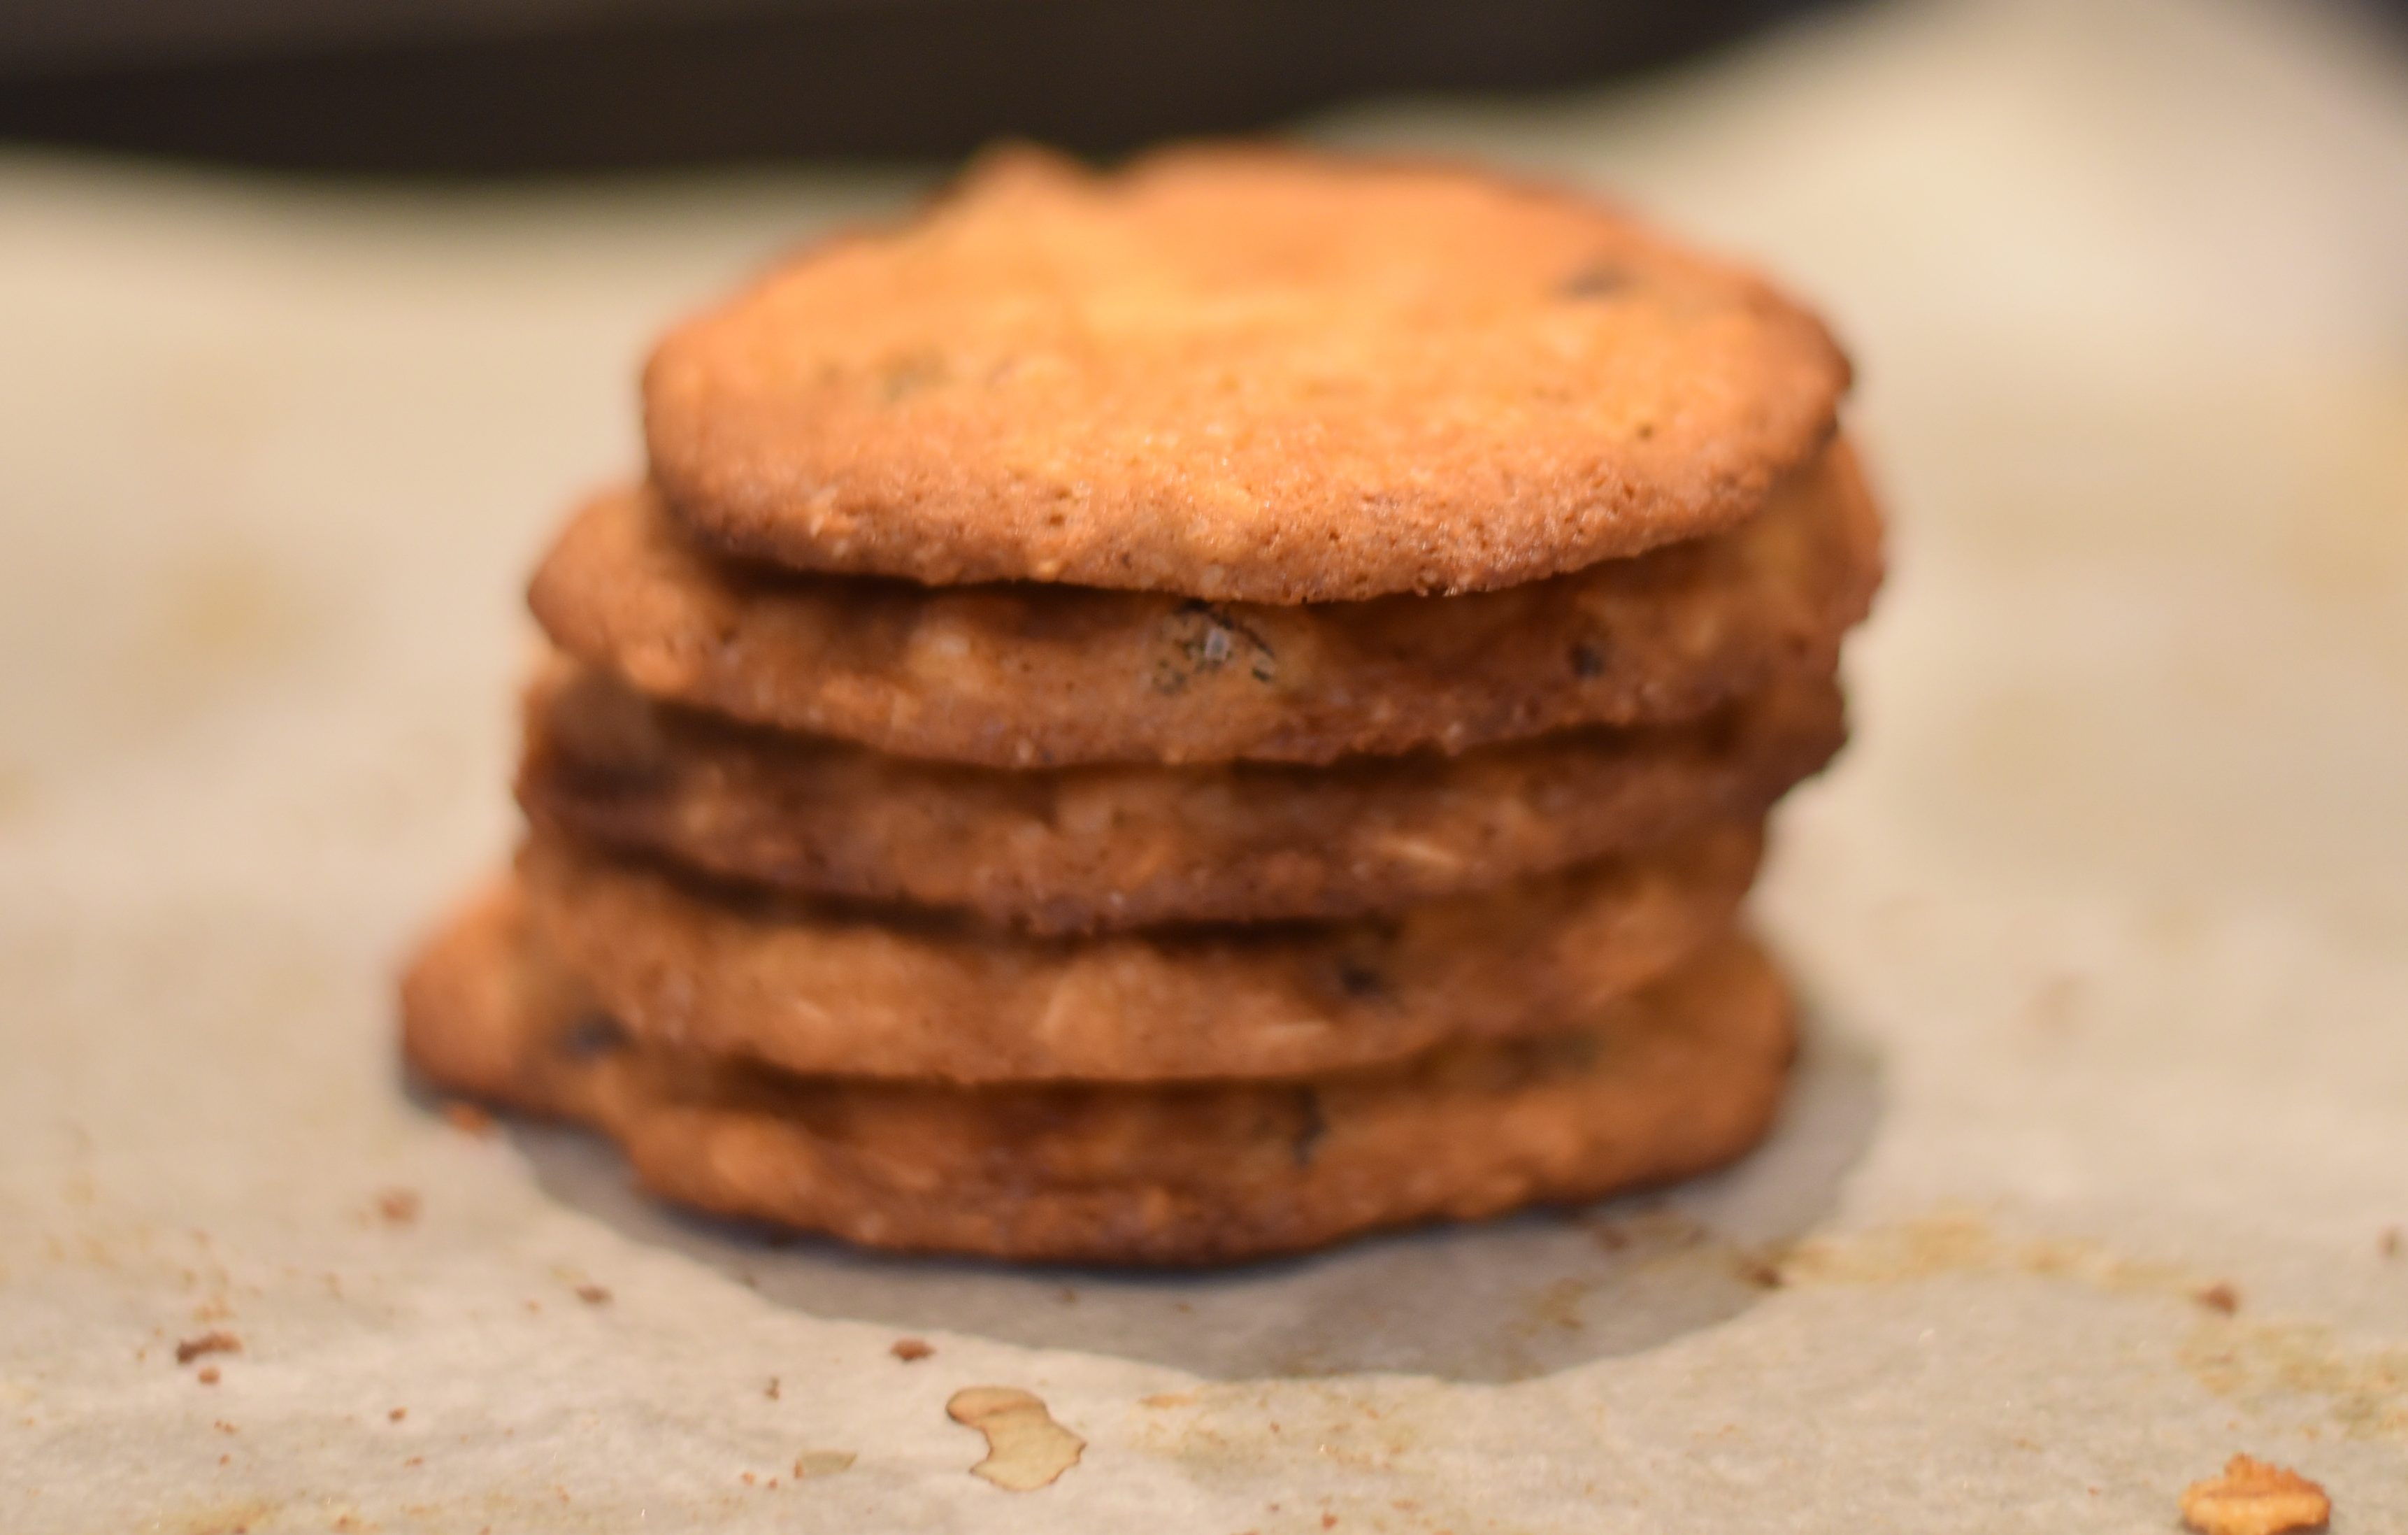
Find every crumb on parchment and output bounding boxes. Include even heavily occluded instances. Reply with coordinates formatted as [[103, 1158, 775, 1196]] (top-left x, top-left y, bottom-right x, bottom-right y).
[[2193, 1283, 2240, 1315], [2181, 1455, 2330, 1535], [891, 1338, 933, 1362], [175, 1331, 241, 1365], [443, 1101, 496, 1137]]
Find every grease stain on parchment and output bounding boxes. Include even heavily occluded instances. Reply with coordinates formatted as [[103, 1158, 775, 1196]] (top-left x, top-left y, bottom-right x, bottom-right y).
[[1132, 1380, 1498, 1535], [948, 1386, 1084, 1490], [792, 1448, 857, 1478], [158, 550, 312, 670], [0, 760, 34, 826], [1773, 1208, 2195, 1295], [1777, 1208, 2408, 1443], [167, 1497, 278, 1535], [115, 546, 326, 727], [2181, 1318, 2408, 1441]]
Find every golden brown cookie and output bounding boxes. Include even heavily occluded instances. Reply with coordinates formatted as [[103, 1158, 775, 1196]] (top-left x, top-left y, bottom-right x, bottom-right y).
[[529, 439, 1879, 769], [643, 144, 1850, 603], [520, 657, 1844, 934], [401, 882, 1796, 1264], [517, 820, 1761, 1083]]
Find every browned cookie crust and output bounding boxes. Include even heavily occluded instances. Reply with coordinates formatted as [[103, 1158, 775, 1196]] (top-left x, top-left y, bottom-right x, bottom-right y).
[[517, 820, 1761, 1084], [521, 658, 1844, 934], [643, 145, 1850, 603], [529, 440, 1879, 769], [402, 883, 1796, 1264]]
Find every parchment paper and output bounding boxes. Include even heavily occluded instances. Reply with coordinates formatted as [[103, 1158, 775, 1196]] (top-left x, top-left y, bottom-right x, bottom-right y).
[[4, 0, 2405, 1528]]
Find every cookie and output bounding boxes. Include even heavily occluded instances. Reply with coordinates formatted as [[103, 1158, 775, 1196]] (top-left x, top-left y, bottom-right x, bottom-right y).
[[521, 657, 1844, 933], [529, 438, 1878, 769], [517, 820, 1761, 1083], [643, 144, 1850, 602], [401, 882, 1796, 1264]]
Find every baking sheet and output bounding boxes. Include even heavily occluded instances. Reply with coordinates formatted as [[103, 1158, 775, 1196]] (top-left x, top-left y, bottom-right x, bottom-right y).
[[4, 0, 2406, 1527]]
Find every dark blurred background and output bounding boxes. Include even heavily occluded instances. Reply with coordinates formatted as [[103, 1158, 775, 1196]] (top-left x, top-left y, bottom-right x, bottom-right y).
[[10, 0, 2403, 173], [0, 1, 1842, 172], [0, 0, 2105, 172]]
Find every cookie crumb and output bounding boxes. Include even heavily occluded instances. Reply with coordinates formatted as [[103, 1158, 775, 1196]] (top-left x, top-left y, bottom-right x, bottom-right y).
[[764, 1378, 781, 1400], [574, 1284, 612, 1306], [2195, 1283, 2241, 1315], [197, 1366, 220, 1385], [389, 1408, 407, 1422], [175, 1331, 241, 1364], [891, 1337, 933, 1362], [2180, 1455, 2330, 1535], [375, 1188, 422, 1225], [1734, 1252, 1786, 1290], [442, 1101, 496, 1137]]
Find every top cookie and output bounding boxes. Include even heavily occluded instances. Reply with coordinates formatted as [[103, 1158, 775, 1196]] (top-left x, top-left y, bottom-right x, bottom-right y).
[[645, 144, 1851, 602]]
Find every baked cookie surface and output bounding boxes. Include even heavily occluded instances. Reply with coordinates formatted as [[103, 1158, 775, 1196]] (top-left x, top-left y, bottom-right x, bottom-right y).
[[643, 145, 1851, 602], [530, 440, 1879, 768], [402, 882, 1795, 1264], [516, 821, 1761, 1083], [521, 659, 1843, 933]]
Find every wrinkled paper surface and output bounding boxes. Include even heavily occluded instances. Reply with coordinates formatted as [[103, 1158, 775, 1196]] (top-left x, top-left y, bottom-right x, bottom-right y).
[[4, 0, 2406, 1527]]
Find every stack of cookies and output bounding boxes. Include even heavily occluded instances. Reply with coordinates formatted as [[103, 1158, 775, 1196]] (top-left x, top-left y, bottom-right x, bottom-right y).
[[403, 146, 1882, 1265]]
